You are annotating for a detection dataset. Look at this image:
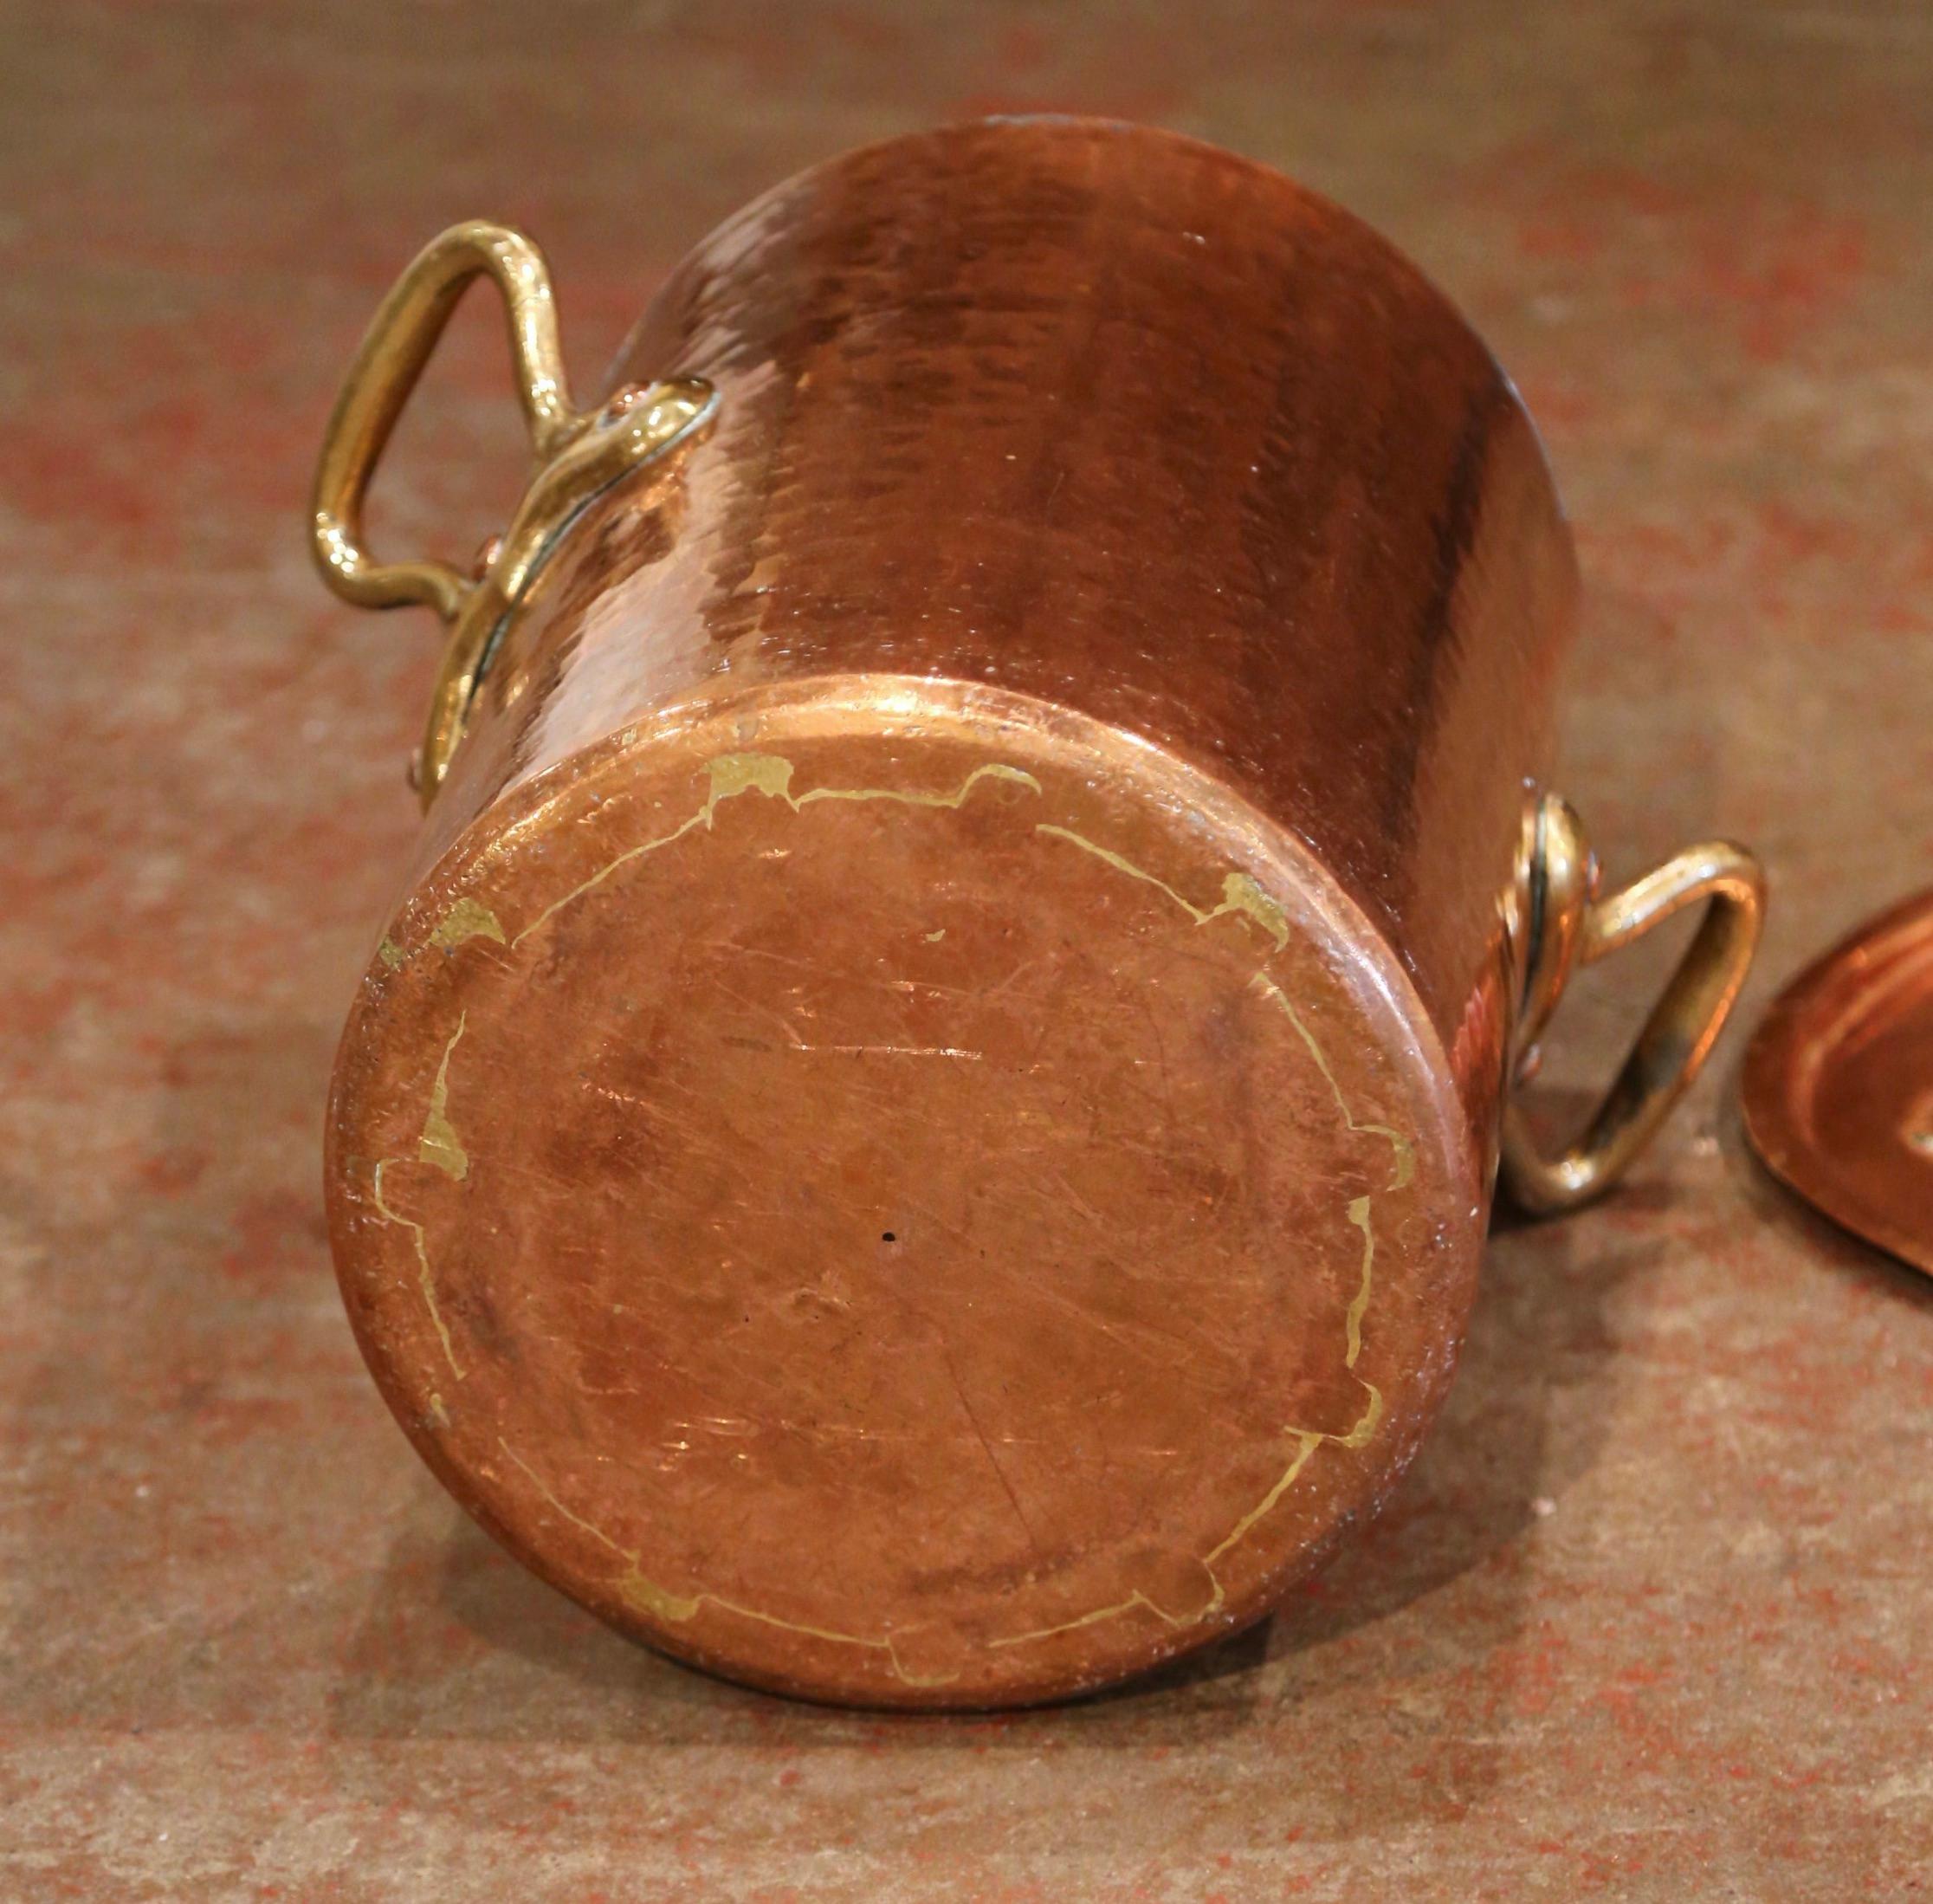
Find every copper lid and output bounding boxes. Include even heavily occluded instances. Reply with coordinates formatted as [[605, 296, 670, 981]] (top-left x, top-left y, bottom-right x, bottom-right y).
[[1742, 889, 1933, 1276]]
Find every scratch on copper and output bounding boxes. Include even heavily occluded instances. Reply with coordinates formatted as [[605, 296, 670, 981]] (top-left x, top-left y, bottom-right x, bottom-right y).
[[497, 1438, 960, 1687]]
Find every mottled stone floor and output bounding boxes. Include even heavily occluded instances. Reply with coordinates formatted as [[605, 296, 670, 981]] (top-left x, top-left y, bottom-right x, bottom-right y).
[[3, 3, 1928, 1897]]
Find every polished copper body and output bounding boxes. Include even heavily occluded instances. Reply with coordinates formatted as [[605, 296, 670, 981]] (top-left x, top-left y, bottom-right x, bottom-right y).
[[319, 121, 1675, 1708]]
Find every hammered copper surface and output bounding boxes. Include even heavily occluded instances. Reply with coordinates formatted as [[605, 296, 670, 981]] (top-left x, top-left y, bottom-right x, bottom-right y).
[[328, 120, 1575, 1706], [7, 1, 1930, 1894], [1743, 890, 1933, 1276]]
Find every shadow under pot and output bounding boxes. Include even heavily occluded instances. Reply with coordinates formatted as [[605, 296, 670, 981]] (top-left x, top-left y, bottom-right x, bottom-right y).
[[311, 119, 1764, 1709]]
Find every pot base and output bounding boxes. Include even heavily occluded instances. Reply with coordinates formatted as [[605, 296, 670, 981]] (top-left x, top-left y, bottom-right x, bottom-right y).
[[327, 677, 1480, 1706]]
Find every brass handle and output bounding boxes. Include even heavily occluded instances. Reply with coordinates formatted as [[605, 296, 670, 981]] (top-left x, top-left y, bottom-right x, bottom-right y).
[[1501, 796, 1767, 1214], [308, 220, 715, 802], [310, 222, 579, 618]]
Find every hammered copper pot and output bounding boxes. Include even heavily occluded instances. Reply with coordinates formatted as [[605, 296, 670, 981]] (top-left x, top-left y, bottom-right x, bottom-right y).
[[311, 119, 1764, 1708]]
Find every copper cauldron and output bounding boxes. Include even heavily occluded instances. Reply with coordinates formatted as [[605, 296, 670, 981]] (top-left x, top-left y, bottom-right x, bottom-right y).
[[312, 120, 1764, 1707]]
